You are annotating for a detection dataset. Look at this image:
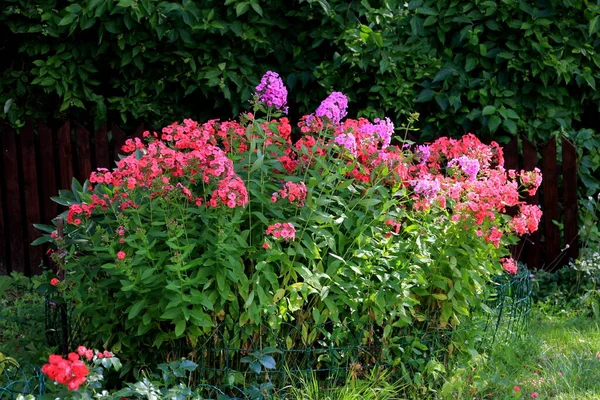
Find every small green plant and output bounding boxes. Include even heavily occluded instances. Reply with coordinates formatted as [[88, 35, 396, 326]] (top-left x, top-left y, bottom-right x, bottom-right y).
[[283, 368, 404, 400], [0, 274, 53, 365]]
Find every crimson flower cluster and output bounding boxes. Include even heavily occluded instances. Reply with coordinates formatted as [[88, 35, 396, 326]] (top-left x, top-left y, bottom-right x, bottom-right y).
[[41, 353, 89, 390]]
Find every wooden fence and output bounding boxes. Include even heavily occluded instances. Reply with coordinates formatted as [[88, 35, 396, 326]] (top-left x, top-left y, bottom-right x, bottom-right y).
[[0, 120, 579, 276]]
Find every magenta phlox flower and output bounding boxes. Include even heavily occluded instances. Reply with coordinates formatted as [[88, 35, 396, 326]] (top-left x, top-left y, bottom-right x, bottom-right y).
[[416, 145, 431, 165], [359, 117, 393, 148], [315, 92, 348, 125], [333, 133, 357, 156], [413, 177, 441, 199], [254, 71, 288, 113], [448, 155, 480, 181]]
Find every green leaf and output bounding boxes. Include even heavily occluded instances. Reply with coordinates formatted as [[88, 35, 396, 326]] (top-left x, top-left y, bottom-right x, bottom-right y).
[[160, 308, 181, 320], [465, 54, 478, 72], [488, 115, 502, 133], [416, 89, 435, 103], [250, 2, 263, 16], [258, 355, 276, 369], [502, 119, 517, 134], [190, 308, 213, 327], [479, 44, 487, 56], [432, 68, 454, 83], [117, 0, 134, 7], [236, 2, 249, 17], [315, 0, 330, 15], [175, 319, 186, 337], [590, 16, 599, 37], [417, 7, 437, 16], [423, 15, 437, 27], [482, 105, 496, 116], [31, 236, 52, 246], [440, 301, 452, 327], [58, 14, 76, 26], [128, 300, 146, 320], [4, 98, 14, 114], [273, 288, 285, 302]]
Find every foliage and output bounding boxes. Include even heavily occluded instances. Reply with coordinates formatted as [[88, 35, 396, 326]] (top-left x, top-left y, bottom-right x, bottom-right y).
[[34, 74, 543, 389], [0, 0, 349, 128], [2, 0, 599, 142], [3, 0, 598, 264], [532, 249, 600, 318], [284, 368, 404, 400], [0, 273, 53, 365]]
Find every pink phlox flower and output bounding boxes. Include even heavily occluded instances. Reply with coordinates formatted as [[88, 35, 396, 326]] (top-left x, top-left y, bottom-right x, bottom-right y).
[[501, 257, 518, 274], [266, 222, 296, 241]]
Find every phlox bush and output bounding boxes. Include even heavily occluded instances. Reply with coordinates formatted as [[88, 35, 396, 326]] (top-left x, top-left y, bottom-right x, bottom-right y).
[[37, 71, 542, 375]]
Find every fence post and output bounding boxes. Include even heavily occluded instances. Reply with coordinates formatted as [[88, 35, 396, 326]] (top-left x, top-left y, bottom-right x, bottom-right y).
[[19, 120, 43, 275], [57, 121, 73, 190], [562, 137, 579, 261], [521, 137, 541, 269], [2, 123, 27, 275], [542, 137, 561, 270]]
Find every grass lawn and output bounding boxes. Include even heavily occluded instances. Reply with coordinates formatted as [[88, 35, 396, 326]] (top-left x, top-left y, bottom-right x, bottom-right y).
[[472, 312, 600, 400]]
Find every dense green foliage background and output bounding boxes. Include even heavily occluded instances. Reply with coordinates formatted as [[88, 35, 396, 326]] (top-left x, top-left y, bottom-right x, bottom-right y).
[[1, 0, 599, 192]]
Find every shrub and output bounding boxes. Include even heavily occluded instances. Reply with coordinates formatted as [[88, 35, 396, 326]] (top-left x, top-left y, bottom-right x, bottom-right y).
[[36, 73, 542, 379]]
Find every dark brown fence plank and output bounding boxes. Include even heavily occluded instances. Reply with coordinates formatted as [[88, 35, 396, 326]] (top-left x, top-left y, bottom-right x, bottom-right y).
[[2, 126, 26, 274], [502, 136, 519, 171], [562, 137, 579, 262], [57, 121, 73, 190], [75, 124, 92, 183], [134, 123, 145, 139], [521, 137, 541, 270], [502, 136, 521, 260], [542, 136, 561, 270], [19, 121, 43, 275], [94, 124, 110, 169], [38, 122, 58, 222], [0, 125, 7, 274], [111, 124, 125, 165]]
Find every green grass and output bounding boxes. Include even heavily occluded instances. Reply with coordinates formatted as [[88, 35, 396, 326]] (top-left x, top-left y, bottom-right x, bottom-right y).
[[468, 312, 600, 400], [0, 274, 50, 365]]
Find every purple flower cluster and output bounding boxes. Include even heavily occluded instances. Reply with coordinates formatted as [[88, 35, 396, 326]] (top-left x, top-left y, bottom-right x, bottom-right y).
[[414, 178, 440, 199], [255, 71, 288, 113], [359, 117, 394, 148], [315, 92, 348, 125], [333, 133, 357, 156], [416, 145, 431, 165], [448, 155, 480, 181]]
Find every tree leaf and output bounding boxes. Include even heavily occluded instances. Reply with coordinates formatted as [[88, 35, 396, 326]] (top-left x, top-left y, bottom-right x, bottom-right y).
[[236, 2, 249, 17], [128, 300, 146, 320], [415, 89, 435, 103], [465, 54, 478, 72], [258, 355, 276, 370], [488, 115, 502, 133], [175, 319, 186, 337], [482, 105, 496, 115]]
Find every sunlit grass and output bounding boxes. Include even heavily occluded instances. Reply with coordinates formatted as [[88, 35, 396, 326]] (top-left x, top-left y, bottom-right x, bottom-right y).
[[472, 312, 600, 399]]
